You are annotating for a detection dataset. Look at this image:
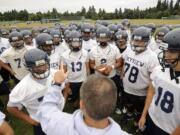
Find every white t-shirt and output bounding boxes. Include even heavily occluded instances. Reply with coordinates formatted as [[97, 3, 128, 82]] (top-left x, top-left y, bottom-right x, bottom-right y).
[[0, 37, 10, 55], [7, 69, 56, 121], [82, 39, 97, 52], [90, 44, 121, 78], [62, 49, 89, 82], [122, 47, 159, 96], [149, 66, 180, 134], [0, 46, 30, 80]]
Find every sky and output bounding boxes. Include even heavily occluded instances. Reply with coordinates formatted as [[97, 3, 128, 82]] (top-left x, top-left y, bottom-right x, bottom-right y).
[[0, 0, 159, 13]]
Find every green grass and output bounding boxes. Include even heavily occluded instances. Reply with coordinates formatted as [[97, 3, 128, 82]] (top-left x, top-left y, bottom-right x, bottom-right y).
[[0, 19, 180, 29]]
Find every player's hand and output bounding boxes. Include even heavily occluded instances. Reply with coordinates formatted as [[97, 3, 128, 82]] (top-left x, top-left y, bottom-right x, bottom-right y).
[[54, 64, 68, 84], [96, 64, 107, 73], [104, 65, 113, 74], [138, 116, 146, 130]]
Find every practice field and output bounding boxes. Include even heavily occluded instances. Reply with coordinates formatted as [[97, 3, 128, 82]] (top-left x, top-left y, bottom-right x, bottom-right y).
[[0, 19, 180, 29], [0, 19, 179, 135]]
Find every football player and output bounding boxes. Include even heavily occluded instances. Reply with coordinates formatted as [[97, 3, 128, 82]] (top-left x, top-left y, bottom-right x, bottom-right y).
[[139, 28, 180, 135], [121, 27, 159, 132], [0, 31, 29, 84], [61, 30, 89, 108], [81, 23, 97, 52], [21, 30, 36, 48], [7, 48, 57, 135]]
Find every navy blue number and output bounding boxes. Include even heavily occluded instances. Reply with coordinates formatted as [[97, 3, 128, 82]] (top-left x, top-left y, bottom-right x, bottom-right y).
[[155, 87, 174, 113], [100, 59, 107, 64], [124, 62, 139, 83], [14, 58, 21, 68], [71, 62, 82, 72]]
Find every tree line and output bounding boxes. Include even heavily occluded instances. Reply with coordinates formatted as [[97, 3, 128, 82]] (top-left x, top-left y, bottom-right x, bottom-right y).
[[0, 0, 179, 21]]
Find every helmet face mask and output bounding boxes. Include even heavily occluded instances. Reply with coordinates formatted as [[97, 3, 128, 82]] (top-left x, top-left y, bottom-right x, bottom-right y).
[[24, 49, 50, 79], [40, 44, 54, 56], [53, 36, 62, 45], [31, 63, 50, 79], [97, 36, 109, 47], [116, 38, 127, 49], [131, 27, 150, 54], [69, 38, 82, 52], [10, 38, 24, 49], [131, 37, 148, 54], [82, 31, 91, 41], [9, 32, 24, 49], [158, 49, 180, 69], [24, 36, 33, 45]]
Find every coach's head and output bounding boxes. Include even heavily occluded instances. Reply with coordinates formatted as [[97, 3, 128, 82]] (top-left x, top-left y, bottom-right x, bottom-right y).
[[80, 74, 117, 122]]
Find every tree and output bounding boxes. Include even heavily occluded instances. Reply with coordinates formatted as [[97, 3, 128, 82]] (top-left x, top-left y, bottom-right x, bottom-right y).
[[169, 0, 174, 14], [17, 10, 29, 21], [156, 0, 162, 10], [80, 7, 86, 16], [52, 8, 58, 18]]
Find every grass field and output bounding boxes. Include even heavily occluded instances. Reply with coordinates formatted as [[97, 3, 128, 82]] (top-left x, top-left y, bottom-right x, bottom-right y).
[[0, 19, 180, 29]]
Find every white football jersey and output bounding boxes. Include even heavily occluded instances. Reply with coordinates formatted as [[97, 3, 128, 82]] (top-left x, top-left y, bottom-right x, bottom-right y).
[[148, 36, 156, 51], [90, 44, 121, 78], [0, 111, 5, 126], [24, 42, 36, 49], [50, 44, 69, 69], [32, 38, 37, 47], [82, 39, 97, 52], [149, 66, 180, 134], [61, 49, 88, 82], [0, 37, 10, 55], [0, 46, 29, 80], [7, 69, 56, 121], [122, 47, 159, 96]]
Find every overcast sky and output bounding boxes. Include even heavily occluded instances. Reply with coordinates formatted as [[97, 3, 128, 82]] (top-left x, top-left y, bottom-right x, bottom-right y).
[[0, 0, 160, 13]]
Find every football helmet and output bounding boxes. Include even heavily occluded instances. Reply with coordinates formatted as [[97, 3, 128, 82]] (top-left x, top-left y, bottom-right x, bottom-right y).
[[96, 26, 111, 47], [9, 31, 24, 49], [24, 48, 50, 79], [131, 27, 151, 54], [68, 30, 82, 52], [36, 33, 54, 55]]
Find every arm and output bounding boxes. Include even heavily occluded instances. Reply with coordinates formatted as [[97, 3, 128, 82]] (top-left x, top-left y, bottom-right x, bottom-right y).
[[138, 82, 155, 129], [0, 112, 14, 135], [0, 60, 15, 75], [89, 59, 106, 73], [0, 121, 14, 135], [89, 59, 96, 70], [171, 127, 180, 135], [7, 107, 38, 126], [105, 57, 122, 74], [37, 68, 67, 133]]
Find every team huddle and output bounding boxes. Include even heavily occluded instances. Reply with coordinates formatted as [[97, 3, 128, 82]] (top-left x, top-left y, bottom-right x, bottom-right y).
[[0, 19, 179, 135]]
